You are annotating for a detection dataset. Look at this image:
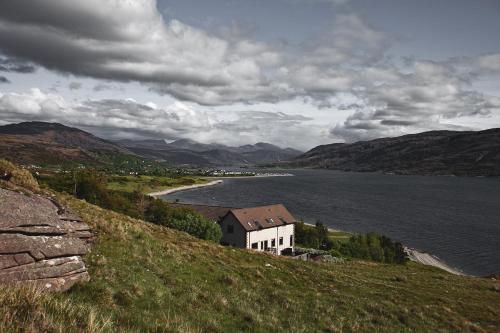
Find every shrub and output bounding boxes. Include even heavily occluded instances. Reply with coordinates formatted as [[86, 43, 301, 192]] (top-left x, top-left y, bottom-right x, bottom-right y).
[[145, 199, 222, 242], [295, 220, 407, 264]]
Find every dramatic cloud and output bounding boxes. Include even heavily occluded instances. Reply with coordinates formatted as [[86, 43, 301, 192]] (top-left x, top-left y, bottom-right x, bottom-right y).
[[0, 0, 283, 105], [0, 56, 36, 73], [0, 0, 498, 144], [0, 76, 9, 84], [330, 59, 500, 141]]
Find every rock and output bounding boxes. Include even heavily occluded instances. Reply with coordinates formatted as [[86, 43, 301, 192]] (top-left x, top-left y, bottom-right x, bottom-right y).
[[0, 188, 92, 291]]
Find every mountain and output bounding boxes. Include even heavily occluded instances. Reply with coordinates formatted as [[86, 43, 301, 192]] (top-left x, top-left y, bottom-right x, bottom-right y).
[[0, 121, 133, 165], [165, 138, 227, 152], [117, 138, 302, 166], [288, 128, 500, 176]]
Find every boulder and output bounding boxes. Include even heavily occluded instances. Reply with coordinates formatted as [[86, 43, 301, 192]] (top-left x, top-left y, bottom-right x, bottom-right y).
[[0, 188, 92, 291]]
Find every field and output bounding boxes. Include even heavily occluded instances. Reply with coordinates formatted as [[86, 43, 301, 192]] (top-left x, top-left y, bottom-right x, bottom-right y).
[[106, 175, 210, 194], [1, 191, 499, 332]]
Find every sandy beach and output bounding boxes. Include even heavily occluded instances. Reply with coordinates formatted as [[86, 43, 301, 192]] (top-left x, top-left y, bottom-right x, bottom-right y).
[[148, 180, 224, 197], [405, 247, 465, 275]]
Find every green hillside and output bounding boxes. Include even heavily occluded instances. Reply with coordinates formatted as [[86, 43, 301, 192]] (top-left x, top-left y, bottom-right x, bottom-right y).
[[1, 165, 499, 332]]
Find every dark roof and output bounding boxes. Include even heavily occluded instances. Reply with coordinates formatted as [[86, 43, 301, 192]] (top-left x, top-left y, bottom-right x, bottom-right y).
[[168, 203, 232, 221], [225, 204, 296, 232]]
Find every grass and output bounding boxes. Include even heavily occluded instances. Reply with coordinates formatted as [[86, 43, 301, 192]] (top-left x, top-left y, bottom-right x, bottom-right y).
[[301, 222, 352, 242], [0, 159, 40, 192], [329, 230, 351, 241], [1, 190, 499, 332], [106, 175, 209, 194]]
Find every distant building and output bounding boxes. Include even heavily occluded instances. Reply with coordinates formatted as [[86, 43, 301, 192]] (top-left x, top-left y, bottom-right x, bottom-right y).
[[219, 204, 296, 255]]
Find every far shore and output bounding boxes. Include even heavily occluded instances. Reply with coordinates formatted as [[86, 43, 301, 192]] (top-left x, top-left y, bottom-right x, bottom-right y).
[[147, 173, 293, 197]]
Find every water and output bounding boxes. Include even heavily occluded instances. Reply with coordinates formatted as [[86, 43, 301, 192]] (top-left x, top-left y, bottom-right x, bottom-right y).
[[164, 169, 500, 276]]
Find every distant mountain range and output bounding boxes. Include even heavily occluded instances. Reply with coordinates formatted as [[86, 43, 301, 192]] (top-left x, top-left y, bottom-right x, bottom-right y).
[[4, 122, 498, 175], [115, 138, 303, 166], [287, 128, 500, 176], [0, 122, 302, 167]]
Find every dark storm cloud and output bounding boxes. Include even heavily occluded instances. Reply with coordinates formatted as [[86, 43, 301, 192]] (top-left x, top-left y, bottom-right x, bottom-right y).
[[0, 0, 277, 104], [380, 120, 418, 126], [0, 76, 9, 84], [0, 2, 129, 42], [0, 56, 36, 73]]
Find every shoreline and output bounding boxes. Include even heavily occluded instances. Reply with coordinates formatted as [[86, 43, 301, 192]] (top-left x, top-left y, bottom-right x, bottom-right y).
[[305, 222, 466, 275], [404, 247, 466, 276], [148, 180, 224, 197], [148, 176, 471, 277]]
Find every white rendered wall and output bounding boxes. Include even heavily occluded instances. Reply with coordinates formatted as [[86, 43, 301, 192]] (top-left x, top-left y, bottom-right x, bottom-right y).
[[247, 224, 294, 255]]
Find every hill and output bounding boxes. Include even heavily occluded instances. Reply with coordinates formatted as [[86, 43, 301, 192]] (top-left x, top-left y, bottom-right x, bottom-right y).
[[1, 164, 499, 332], [289, 129, 500, 176], [117, 138, 302, 167], [0, 122, 133, 166]]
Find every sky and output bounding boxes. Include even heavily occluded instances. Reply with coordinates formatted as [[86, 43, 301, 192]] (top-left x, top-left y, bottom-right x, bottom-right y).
[[0, 0, 499, 150]]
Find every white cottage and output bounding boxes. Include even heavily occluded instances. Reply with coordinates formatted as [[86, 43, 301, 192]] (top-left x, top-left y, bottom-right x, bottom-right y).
[[219, 204, 296, 255]]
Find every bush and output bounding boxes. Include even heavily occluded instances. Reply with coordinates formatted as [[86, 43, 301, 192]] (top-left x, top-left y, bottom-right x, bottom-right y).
[[145, 200, 222, 242], [295, 220, 407, 264], [339, 233, 408, 264]]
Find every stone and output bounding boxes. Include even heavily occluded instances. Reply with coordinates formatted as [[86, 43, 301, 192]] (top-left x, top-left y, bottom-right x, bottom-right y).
[[0, 188, 93, 291]]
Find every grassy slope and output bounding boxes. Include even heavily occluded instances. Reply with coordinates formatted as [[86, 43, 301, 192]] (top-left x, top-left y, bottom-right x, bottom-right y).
[[1, 194, 499, 332], [106, 175, 209, 194]]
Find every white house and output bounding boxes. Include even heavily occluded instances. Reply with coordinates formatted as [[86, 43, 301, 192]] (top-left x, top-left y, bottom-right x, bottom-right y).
[[219, 204, 296, 255]]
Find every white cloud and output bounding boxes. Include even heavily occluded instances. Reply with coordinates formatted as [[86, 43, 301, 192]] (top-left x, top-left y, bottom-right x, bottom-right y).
[[0, 88, 322, 149]]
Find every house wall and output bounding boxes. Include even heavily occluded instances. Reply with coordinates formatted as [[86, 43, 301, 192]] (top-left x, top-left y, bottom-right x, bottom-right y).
[[247, 224, 294, 255], [219, 214, 247, 247]]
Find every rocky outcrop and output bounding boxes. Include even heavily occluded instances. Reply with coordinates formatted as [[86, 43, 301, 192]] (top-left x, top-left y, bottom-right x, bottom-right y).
[[0, 188, 92, 291]]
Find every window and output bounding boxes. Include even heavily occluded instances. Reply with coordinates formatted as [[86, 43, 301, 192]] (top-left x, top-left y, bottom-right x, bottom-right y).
[[290, 235, 294, 246], [266, 218, 275, 224], [251, 242, 258, 249], [279, 237, 283, 245], [264, 240, 269, 249], [227, 225, 234, 234], [271, 238, 276, 247]]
